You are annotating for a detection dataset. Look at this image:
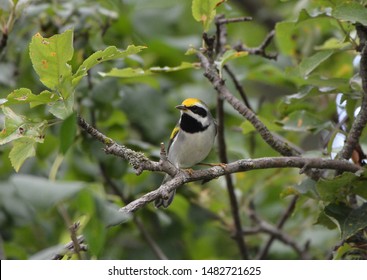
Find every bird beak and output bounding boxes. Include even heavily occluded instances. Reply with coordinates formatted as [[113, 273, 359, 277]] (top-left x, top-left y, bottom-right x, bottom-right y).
[[175, 104, 187, 110]]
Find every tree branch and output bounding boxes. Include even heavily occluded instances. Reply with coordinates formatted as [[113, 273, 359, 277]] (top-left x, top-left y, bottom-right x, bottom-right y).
[[119, 156, 360, 213], [52, 235, 87, 260], [77, 116, 177, 177], [78, 115, 361, 214], [256, 195, 299, 259], [234, 30, 277, 60], [246, 202, 310, 259], [217, 96, 249, 259], [337, 26, 367, 160], [197, 51, 299, 157]]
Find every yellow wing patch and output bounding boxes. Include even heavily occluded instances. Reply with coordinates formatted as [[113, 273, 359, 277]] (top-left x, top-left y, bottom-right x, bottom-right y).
[[170, 126, 180, 140], [181, 98, 202, 107]]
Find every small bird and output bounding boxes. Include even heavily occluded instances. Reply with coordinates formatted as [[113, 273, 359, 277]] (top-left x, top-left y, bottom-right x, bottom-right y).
[[155, 98, 217, 208]]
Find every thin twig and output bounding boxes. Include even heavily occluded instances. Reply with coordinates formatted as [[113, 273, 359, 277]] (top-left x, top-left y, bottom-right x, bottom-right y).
[[223, 65, 253, 110], [52, 235, 87, 260], [248, 201, 310, 259], [197, 51, 297, 156], [217, 96, 249, 259], [256, 195, 299, 259], [216, 16, 253, 25], [234, 30, 277, 60]]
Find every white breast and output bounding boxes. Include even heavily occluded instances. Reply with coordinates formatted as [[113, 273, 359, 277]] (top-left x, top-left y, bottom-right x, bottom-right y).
[[168, 124, 216, 168]]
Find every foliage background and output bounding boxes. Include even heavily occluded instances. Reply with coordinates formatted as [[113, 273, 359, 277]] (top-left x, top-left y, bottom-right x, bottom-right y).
[[0, 0, 367, 260]]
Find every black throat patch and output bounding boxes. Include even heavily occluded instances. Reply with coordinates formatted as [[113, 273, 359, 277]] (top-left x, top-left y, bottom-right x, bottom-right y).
[[180, 113, 208, 133]]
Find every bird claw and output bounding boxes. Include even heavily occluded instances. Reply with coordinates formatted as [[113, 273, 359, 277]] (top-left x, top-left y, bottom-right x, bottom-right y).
[[184, 168, 195, 176]]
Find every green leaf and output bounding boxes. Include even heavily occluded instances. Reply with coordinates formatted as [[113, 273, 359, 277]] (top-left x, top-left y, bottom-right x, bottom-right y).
[[72, 45, 147, 86], [315, 38, 352, 51], [59, 112, 77, 154], [29, 30, 74, 95], [332, 3, 367, 26], [96, 196, 131, 227], [316, 172, 358, 202], [0, 107, 47, 145], [192, 0, 225, 31], [292, 178, 319, 199], [299, 50, 334, 77], [275, 21, 296, 56], [241, 117, 281, 134], [83, 214, 106, 256], [276, 110, 332, 133], [4, 88, 59, 108], [48, 91, 74, 120], [11, 175, 85, 210], [99, 67, 152, 78], [324, 203, 367, 240], [296, 8, 331, 24], [150, 62, 198, 72], [215, 50, 248, 76], [99, 67, 159, 88], [9, 138, 36, 172]]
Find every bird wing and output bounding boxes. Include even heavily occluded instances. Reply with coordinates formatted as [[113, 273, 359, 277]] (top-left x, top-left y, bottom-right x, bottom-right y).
[[167, 125, 180, 153]]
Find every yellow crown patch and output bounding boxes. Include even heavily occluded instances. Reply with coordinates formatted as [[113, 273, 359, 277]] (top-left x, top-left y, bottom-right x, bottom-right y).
[[181, 98, 203, 107]]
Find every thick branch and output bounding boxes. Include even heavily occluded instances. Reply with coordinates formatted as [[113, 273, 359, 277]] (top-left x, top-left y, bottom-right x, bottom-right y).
[[78, 116, 360, 214], [119, 157, 361, 213], [77, 116, 177, 177]]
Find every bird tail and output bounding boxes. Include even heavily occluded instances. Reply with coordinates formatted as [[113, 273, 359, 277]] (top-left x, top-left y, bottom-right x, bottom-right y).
[[154, 174, 176, 208]]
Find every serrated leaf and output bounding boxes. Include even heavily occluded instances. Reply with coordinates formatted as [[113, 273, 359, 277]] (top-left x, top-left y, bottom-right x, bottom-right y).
[[59, 112, 77, 154], [299, 50, 335, 77], [332, 3, 367, 26], [192, 0, 225, 31], [0, 107, 47, 145], [9, 138, 36, 172], [4, 88, 59, 108], [150, 62, 198, 72], [72, 45, 147, 86], [11, 174, 85, 210], [29, 30, 74, 95]]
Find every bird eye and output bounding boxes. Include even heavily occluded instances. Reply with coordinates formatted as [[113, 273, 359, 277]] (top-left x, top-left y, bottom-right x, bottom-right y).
[[190, 106, 207, 117]]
